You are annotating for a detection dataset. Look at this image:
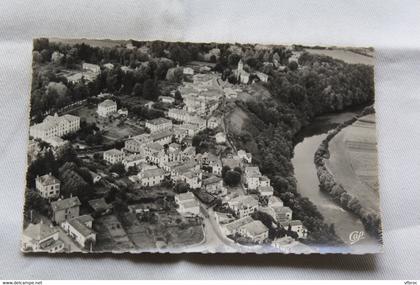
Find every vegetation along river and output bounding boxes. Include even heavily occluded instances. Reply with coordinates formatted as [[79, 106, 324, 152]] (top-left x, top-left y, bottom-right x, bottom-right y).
[[292, 109, 382, 253]]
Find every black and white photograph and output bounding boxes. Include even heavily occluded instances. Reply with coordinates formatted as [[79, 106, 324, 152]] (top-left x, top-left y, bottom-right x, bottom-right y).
[[21, 38, 383, 254]]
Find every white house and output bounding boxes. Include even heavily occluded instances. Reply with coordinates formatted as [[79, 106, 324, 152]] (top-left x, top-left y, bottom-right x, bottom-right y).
[[149, 129, 173, 145], [180, 123, 201, 137], [183, 67, 194, 75], [178, 170, 202, 189], [272, 206, 293, 222], [103, 148, 125, 164], [255, 71, 269, 83], [215, 132, 227, 144], [207, 117, 220, 129], [82, 62, 100, 73], [174, 192, 200, 216], [97, 99, 117, 117], [21, 222, 64, 253], [103, 63, 114, 70], [238, 220, 269, 243], [123, 153, 146, 170], [202, 176, 226, 196], [268, 196, 284, 208], [124, 134, 151, 153], [145, 118, 173, 133], [257, 185, 274, 197], [159, 96, 175, 104], [168, 108, 190, 122], [237, 150, 252, 163], [244, 166, 262, 190], [30, 113, 80, 141], [139, 168, 165, 187], [279, 220, 307, 239], [222, 216, 254, 236], [227, 195, 259, 218], [35, 173, 60, 199], [118, 108, 128, 116], [61, 215, 96, 248]]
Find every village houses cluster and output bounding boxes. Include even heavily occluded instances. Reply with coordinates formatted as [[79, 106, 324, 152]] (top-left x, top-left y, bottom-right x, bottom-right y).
[[24, 56, 306, 252]]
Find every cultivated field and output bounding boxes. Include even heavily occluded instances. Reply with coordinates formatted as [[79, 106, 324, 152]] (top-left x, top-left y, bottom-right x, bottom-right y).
[[305, 48, 374, 65], [326, 114, 380, 214]]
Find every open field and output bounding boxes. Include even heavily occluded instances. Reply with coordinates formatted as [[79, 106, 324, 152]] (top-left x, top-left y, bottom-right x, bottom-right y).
[[305, 48, 374, 65], [93, 214, 135, 252], [70, 105, 144, 142], [326, 114, 380, 213], [120, 211, 204, 250]]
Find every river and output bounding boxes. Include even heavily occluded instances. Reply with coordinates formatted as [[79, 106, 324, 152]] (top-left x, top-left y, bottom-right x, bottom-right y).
[[292, 110, 382, 253]]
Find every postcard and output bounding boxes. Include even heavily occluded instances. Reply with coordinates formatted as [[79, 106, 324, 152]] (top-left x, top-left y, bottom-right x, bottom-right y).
[[22, 38, 382, 254]]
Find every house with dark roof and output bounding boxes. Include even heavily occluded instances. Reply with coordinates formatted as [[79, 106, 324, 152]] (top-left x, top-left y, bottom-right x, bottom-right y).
[[51, 196, 81, 224], [88, 198, 113, 216]]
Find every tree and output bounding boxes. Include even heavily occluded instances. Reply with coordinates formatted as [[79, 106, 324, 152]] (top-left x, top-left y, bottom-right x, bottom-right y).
[[133, 83, 143, 97], [109, 163, 126, 176], [174, 182, 189, 194], [142, 79, 159, 101], [33, 38, 50, 52], [223, 170, 241, 186], [166, 67, 183, 83], [288, 61, 298, 71], [221, 165, 231, 178], [228, 53, 241, 67]]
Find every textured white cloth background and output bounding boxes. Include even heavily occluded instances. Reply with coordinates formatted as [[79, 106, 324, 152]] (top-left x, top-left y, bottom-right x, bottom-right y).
[[0, 0, 419, 280]]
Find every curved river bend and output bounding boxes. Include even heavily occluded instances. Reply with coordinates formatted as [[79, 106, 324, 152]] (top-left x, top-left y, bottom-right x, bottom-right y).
[[292, 111, 381, 253]]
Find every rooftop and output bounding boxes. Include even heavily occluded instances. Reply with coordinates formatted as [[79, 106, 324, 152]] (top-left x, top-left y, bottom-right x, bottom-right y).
[[147, 118, 172, 126], [279, 220, 303, 227], [99, 99, 117, 108], [229, 195, 258, 208], [51, 197, 81, 212], [88, 198, 112, 212], [203, 176, 222, 186], [176, 191, 195, 202], [145, 142, 164, 152], [224, 216, 253, 233], [272, 206, 292, 215], [36, 173, 60, 185], [141, 168, 165, 178], [104, 148, 124, 156], [67, 217, 95, 237], [23, 223, 58, 241], [239, 220, 269, 236], [150, 129, 173, 141]]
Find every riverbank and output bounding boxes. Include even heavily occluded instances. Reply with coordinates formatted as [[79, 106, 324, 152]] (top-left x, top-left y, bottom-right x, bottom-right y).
[[313, 106, 383, 242]]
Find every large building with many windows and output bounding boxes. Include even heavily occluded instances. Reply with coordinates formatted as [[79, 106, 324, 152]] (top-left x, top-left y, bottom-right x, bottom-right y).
[[97, 99, 117, 117], [145, 118, 173, 133], [29, 113, 80, 141]]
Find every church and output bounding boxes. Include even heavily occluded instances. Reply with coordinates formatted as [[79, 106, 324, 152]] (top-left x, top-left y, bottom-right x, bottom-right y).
[[234, 59, 250, 84], [234, 59, 269, 84]]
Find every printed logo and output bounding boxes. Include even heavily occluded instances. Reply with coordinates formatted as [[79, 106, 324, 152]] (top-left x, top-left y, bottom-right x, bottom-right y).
[[349, 231, 365, 245]]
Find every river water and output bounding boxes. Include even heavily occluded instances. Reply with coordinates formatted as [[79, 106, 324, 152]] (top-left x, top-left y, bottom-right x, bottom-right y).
[[292, 110, 382, 253]]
